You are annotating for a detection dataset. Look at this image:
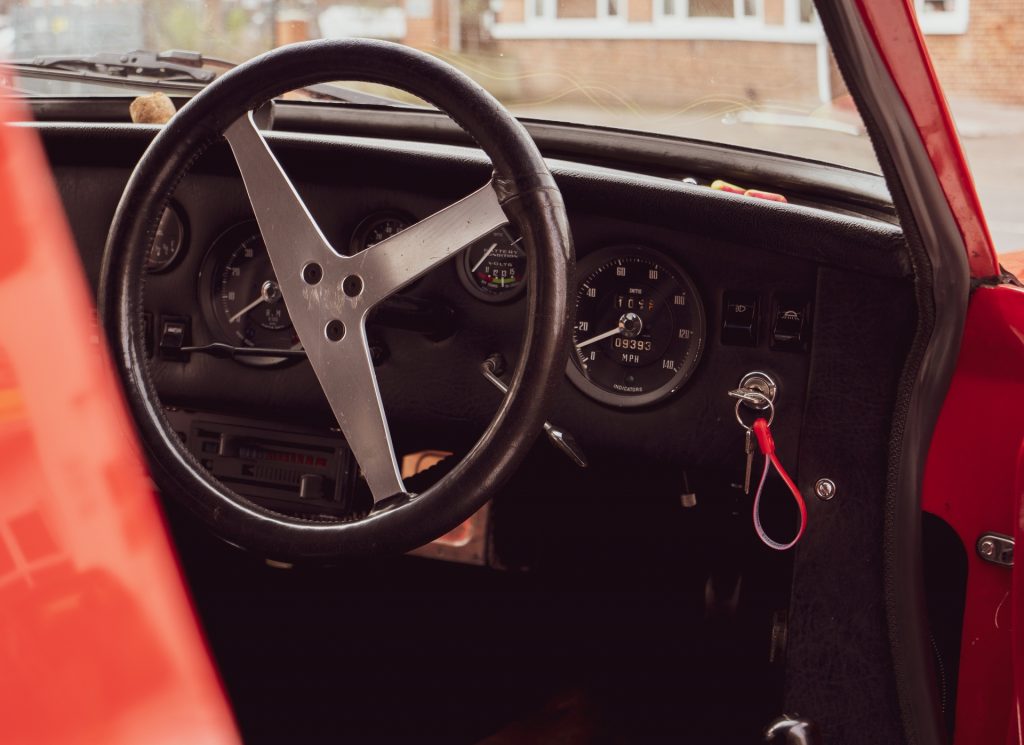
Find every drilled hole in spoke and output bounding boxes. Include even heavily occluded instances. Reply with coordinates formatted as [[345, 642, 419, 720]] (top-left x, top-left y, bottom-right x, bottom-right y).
[[302, 262, 323, 285], [343, 275, 363, 297], [325, 320, 345, 341]]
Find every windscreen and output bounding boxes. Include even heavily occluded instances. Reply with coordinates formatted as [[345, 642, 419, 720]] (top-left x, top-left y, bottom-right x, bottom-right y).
[[1, 0, 882, 172]]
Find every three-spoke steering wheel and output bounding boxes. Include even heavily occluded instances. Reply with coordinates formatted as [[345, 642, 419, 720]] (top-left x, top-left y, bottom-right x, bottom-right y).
[[99, 40, 573, 560]]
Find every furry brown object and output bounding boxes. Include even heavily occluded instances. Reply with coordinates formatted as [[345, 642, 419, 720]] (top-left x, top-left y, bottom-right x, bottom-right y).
[[129, 92, 176, 124]]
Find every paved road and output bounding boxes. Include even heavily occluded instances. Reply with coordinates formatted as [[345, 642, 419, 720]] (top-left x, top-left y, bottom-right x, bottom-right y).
[[962, 135, 1024, 255]]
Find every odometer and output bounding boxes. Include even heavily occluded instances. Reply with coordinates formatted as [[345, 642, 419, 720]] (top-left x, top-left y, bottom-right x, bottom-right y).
[[568, 246, 705, 407]]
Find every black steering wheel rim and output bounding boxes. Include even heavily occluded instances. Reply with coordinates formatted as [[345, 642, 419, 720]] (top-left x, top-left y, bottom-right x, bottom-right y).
[[98, 39, 573, 561]]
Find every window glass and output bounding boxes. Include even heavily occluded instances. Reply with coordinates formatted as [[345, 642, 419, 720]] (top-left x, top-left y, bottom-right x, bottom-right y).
[[799, 0, 815, 23], [688, 0, 734, 18], [557, 0, 598, 18], [0, 0, 893, 174]]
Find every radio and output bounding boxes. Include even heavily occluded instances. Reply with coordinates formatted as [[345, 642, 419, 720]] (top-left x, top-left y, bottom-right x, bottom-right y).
[[165, 409, 361, 517]]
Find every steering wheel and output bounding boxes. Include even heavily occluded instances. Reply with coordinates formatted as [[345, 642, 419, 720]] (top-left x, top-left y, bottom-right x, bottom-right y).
[[98, 40, 573, 561]]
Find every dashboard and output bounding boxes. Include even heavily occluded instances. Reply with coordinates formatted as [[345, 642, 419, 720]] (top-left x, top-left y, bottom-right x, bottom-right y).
[[16, 103, 932, 745], [147, 201, 709, 407], [34, 118, 910, 526]]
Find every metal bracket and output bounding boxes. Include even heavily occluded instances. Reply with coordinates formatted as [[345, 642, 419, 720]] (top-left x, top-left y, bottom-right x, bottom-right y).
[[977, 533, 1014, 567]]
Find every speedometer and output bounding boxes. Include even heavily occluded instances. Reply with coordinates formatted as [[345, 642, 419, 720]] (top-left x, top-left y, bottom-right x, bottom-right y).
[[567, 246, 705, 407]]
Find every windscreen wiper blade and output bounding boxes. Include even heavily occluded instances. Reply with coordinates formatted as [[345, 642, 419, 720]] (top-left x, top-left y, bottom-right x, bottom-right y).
[[4, 54, 208, 94], [7, 48, 420, 107], [142, 49, 420, 106], [24, 50, 216, 83]]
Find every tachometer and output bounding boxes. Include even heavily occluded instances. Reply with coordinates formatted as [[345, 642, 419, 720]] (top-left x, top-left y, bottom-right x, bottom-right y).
[[200, 222, 301, 366], [568, 246, 705, 407]]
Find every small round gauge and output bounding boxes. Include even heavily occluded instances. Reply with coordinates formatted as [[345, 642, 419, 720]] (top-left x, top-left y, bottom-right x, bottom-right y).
[[200, 222, 301, 366], [459, 227, 526, 302], [568, 246, 705, 407], [145, 202, 187, 272], [350, 211, 413, 254]]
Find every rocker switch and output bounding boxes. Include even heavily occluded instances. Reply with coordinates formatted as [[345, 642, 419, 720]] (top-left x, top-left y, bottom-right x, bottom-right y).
[[770, 295, 811, 352], [158, 315, 191, 361], [299, 474, 326, 500], [721, 292, 758, 346]]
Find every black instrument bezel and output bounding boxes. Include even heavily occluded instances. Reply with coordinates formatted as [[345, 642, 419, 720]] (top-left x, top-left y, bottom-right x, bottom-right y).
[[457, 225, 528, 303], [566, 244, 706, 408]]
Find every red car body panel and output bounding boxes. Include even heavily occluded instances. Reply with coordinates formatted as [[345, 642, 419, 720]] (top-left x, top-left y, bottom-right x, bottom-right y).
[[0, 95, 239, 744], [922, 285, 1024, 745], [857, 1, 1020, 741], [855, 0, 999, 279], [1014, 441, 1024, 745], [0, 0, 1019, 742]]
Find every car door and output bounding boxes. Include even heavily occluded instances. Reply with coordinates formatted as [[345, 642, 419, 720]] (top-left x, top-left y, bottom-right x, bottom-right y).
[[830, 1, 1024, 744], [0, 94, 240, 745]]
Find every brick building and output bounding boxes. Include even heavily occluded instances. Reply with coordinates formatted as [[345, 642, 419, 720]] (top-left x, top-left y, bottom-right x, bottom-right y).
[[925, 0, 1023, 105], [270, 0, 1019, 108], [466, 0, 1020, 106]]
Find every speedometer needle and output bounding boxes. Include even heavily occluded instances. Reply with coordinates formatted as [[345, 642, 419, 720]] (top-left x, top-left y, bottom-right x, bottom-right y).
[[470, 243, 498, 273], [575, 326, 622, 349], [229, 280, 279, 324]]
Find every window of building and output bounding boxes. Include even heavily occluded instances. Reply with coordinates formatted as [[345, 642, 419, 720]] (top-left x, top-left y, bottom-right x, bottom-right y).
[[799, 0, 814, 23], [660, 0, 761, 20], [915, 0, 969, 34], [688, 0, 732, 16], [527, 0, 621, 21], [557, 0, 598, 18], [501, 0, 818, 39]]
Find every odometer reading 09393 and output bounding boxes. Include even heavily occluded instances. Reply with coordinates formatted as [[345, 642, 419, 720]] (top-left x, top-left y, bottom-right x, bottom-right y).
[[568, 246, 706, 407]]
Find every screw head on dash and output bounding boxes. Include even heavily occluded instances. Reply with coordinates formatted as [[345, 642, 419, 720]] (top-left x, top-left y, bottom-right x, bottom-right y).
[[814, 478, 836, 501]]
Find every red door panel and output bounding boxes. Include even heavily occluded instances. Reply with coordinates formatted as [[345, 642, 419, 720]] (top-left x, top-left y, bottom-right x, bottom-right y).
[[922, 285, 1024, 745], [0, 96, 239, 744]]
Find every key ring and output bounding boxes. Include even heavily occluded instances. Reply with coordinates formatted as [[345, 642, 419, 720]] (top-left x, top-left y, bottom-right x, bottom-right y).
[[733, 392, 775, 430]]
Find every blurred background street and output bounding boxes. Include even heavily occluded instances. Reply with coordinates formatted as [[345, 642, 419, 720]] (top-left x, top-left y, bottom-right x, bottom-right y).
[[949, 98, 1024, 255]]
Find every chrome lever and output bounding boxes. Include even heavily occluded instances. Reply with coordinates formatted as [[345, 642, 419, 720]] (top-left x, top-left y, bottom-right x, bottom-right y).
[[481, 358, 588, 468]]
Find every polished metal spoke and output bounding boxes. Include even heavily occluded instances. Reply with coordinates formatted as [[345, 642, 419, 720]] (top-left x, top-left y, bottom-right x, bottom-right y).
[[306, 325, 406, 503], [351, 183, 508, 306], [222, 112, 508, 503], [224, 112, 337, 271]]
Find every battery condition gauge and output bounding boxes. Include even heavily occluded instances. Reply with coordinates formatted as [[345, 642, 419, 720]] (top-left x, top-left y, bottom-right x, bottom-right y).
[[459, 227, 526, 302], [145, 202, 188, 273]]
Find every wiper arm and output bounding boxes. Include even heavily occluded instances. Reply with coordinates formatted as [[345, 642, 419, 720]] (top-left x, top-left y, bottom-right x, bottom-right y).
[[131, 50, 418, 106], [6, 48, 421, 108], [302, 82, 420, 108], [4, 51, 209, 94], [25, 50, 215, 84]]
